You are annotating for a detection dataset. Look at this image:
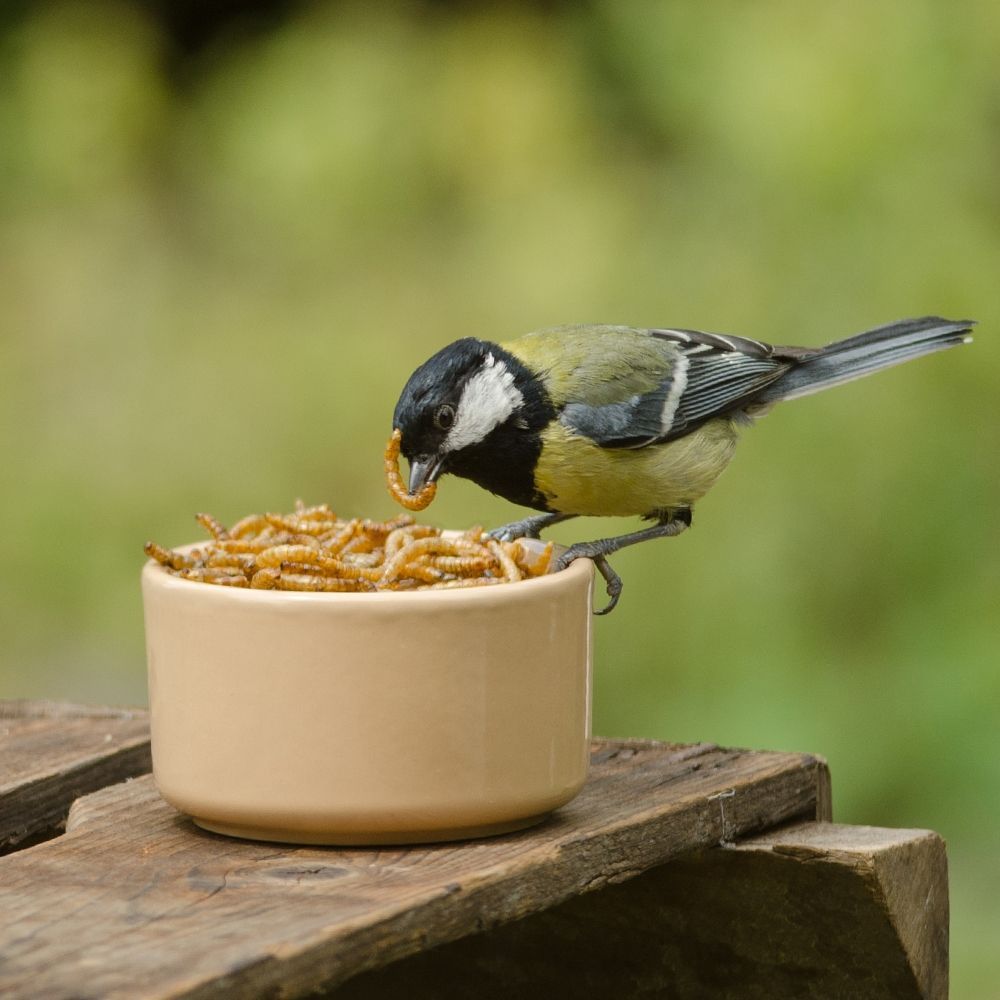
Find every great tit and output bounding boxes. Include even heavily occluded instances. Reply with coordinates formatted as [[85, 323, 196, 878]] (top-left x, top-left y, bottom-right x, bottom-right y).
[[392, 316, 973, 612]]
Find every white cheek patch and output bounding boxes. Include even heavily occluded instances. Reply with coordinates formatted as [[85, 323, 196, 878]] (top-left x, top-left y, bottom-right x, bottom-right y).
[[444, 354, 524, 452]]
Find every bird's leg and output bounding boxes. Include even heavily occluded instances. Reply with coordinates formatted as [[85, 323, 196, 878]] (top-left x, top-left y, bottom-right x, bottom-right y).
[[489, 512, 620, 613], [591, 556, 623, 616], [553, 509, 691, 567], [487, 512, 577, 542], [553, 508, 692, 614]]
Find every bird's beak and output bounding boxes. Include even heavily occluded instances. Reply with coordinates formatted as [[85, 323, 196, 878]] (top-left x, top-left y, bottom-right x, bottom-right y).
[[407, 454, 445, 494]]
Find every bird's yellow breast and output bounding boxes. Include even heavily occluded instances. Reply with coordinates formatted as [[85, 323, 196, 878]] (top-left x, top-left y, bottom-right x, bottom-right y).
[[534, 418, 740, 517]]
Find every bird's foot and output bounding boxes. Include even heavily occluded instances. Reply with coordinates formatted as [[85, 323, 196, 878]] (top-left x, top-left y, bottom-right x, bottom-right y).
[[550, 509, 692, 615], [593, 556, 623, 615], [487, 512, 576, 542], [553, 548, 623, 615]]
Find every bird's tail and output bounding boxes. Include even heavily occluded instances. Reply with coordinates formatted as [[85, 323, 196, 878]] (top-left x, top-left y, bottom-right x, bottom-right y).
[[759, 316, 974, 404]]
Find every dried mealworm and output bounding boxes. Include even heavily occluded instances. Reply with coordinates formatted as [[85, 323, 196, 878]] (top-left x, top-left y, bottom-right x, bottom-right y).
[[430, 554, 492, 576], [384, 523, 437, 558], [380, 535, 488, 584], [278, 561, 326, 575], [488, 540, 523, 584], [294, 501, 336, 519], [385, 429, 437, 511], [250, 568, 280, 590], [178, 566, 248, 586], [228, 514, 269, 539], [314, 557, 382, 581], [256, 544, 324, 569], [319, 521, 358, 555], [359, 514, 414, 535], [195, 512, 230, 541], [274, 573, 372, 592], [144, 541, 194, 571], [217, 537, 278, 554], [338, 551, 383, 568], [391, 562, 448, 585], [205, 550, 257, 573]]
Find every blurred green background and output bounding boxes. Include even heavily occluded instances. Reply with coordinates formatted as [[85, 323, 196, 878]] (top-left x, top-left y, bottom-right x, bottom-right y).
[[1, 0, 997, 991]]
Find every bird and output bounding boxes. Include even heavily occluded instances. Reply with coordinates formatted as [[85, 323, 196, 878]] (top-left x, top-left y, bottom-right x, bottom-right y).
[[391, 316, 974, 612]]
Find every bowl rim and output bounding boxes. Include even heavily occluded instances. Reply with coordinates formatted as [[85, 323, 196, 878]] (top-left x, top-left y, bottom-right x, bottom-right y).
[[141, 536, 594, 606]]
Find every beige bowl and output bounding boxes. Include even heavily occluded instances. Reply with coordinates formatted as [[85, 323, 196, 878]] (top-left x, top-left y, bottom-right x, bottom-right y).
[[141, 541, 594, 845]]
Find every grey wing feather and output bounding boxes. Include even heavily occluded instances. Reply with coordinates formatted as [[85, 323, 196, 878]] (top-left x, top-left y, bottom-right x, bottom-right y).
[[560, 328, 799, 448]]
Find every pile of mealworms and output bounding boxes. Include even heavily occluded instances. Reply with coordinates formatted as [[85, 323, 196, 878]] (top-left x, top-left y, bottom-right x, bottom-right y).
[[144, 503, 553, 592]]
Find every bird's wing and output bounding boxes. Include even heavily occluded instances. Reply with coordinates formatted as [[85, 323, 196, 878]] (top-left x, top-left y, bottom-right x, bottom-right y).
[[558, 328, 803, 448]]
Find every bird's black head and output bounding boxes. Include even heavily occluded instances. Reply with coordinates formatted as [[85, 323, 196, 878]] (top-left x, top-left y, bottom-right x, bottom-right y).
[[391, 337, 555, 509]]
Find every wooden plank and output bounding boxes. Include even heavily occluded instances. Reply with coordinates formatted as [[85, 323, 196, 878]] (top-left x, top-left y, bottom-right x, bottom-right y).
[[332, 821, 947, 1000], [736, 822, 949, 999], [0, 739, 828, 999], [0, 700, 151, 852]]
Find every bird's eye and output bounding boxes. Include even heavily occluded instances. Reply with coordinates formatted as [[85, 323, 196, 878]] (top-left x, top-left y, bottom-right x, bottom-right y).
[[433, 404, 456, 431]]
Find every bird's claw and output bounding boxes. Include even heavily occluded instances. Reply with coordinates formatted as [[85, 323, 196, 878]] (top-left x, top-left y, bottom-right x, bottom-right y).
[[554, 547, 623, 615], [592, 557, 623, 614], [485, 525, 525, 542], [486, 516, 544, 542], [491, 516, 625, 613]]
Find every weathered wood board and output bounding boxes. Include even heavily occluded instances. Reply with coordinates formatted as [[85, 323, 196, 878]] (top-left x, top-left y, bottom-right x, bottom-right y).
[[336, 821, 947, 1000], [0, 700, 151, 851], [1, 701, 945, 999], [0, 724, 829, 999]]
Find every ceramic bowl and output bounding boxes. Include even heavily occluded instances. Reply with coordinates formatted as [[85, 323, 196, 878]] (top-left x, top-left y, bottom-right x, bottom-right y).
[[141, 540, 594, 845]]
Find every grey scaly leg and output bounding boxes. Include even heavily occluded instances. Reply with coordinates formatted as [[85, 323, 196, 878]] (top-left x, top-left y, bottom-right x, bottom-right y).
[[486, 511, 622, 614], [487, 511, 577, 542], [553, 509, 692, 614]]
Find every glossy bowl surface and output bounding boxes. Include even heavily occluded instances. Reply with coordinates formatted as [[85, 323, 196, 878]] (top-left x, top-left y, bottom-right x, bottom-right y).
[[141, 541, 594, 844]]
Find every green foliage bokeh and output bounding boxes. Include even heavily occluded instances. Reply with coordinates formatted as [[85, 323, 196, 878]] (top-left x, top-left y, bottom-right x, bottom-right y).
[[1, 1, 997, 991]]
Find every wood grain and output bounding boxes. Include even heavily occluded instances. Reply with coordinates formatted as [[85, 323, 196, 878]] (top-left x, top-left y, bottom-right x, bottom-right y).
[[0, 738, 828, 999], [335, 821, 947, 1000], [0, 700, 151, 851]]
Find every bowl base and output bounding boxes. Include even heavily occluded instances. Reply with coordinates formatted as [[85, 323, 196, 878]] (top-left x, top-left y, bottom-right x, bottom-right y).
[[191, 812, 550, 846]]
